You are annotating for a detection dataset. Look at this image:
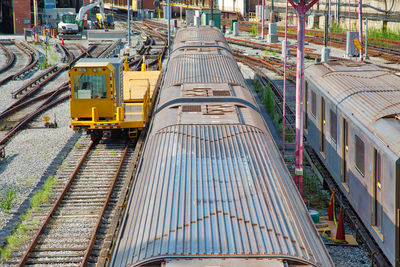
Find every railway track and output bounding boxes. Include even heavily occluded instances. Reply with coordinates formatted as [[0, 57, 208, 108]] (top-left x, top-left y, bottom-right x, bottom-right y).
[[0, 42, 34, 86], [226, 20, 400, 63], [1, 137, 135, 266], [0, 41, 16, 75], [0, 40, 120, 147]]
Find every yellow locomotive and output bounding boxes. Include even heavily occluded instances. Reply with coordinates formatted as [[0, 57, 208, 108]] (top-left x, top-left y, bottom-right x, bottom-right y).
[[69, 58, 161, 140]]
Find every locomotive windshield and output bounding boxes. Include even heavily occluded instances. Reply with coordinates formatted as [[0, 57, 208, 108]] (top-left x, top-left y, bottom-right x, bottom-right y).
[[74, 74, 107, 99]]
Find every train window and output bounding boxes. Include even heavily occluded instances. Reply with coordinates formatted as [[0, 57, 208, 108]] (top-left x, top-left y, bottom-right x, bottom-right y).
[[355, 135, 365, 176], [330, 109, 337, 143], [74, 75, 107, 99], [311, 91, 317, 117]]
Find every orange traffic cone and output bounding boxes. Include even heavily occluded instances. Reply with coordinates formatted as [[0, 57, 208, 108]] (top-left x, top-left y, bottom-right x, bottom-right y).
[[335, 208, 346, 242], [328, 191, 334, 221], [61, 38, 64, 45]]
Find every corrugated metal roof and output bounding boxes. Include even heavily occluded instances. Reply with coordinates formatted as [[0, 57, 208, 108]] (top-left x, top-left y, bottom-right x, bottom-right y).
[[164, 54, 247, 88], [173, 26, 228, 48], [306, 61, 400, 154], [111, 124, 333, 267]]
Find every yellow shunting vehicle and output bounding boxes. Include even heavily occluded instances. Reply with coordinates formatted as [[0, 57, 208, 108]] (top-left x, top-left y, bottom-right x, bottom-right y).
[[69, 58, 161, 139]]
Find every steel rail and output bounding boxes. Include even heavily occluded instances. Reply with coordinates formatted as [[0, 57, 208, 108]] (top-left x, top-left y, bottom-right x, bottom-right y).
[[0, 42, 33, 86], [17, 140, 95, 267], [0, 85, 67, 120], [81, 141, 131, 266], [59, 43, 75, 63], [0, 45, 95, 146], [0, 45, 94, 120], [11, 65, 58, 98], [225, 20, 400, 63], [0, 42, 16, 74], [0, 94, 69, 146], [13, 42, 39, 79]]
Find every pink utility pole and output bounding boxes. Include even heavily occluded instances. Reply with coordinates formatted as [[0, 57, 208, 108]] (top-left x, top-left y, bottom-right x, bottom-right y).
[[261, 0, 265, 39], [358, 0, 363, 61], [286, 0, 319, 196]]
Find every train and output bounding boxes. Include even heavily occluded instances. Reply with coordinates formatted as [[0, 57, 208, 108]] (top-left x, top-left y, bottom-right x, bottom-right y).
[[304, 61, 400, 266], [68, 58, 161, 140], [110, 26, 333, 267]]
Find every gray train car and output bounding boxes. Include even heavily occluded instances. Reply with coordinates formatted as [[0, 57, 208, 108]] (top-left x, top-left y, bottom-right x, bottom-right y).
[[304, 61, 400, 266], [111, 26, 333, 267]]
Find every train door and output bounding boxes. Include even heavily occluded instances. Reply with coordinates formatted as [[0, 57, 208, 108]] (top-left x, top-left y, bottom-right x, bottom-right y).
[[319, 97, 326, 154], [341, 118, 349, 185], [373, 149, 383, 232]]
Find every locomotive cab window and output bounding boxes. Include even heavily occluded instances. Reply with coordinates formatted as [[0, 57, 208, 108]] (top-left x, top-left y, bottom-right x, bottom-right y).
[[354, 135, 365, 176], [74, 74, 107, 99]]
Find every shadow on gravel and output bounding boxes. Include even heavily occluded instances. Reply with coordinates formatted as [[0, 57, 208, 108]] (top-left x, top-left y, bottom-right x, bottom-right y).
[[0, 154, 18, 175], [0, 131, 82, 248]]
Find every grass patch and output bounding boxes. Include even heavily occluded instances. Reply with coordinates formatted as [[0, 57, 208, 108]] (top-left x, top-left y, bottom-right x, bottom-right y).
[[74, 142, 82, 149], [249, 25, 258, 36], [30, 176, 57, 212], [303, 170, 330, 212], [23, 176, 35, 187], [0, 187, 17, 212], [368, 27, 400, 42], [0, 176, 58, 261], [57, 161, 67, 170]]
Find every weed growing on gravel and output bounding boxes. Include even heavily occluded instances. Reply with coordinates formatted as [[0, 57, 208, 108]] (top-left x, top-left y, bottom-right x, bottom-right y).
[[261, 84, 276, 116], [264, 48, 269, 56], [252, 79, 262, 92], [31, 176, 57, 211], [112, 149, 116, 156], [285, 126, 294, 143], [0, 176, 59, 261], [303, 170, 330, 211], [271, 50, 277, 57], [57, 161, 67, 170], [23, 176, 35, 186], [0, 187, 17, 212], [0, 219, 30, 260], [74, 142, 82, 148], [250, 25, 258, 36]]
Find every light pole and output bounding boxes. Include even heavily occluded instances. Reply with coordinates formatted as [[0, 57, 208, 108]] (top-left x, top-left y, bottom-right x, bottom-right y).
[[128, 0, 131, 46], [168, 0, 171, 54], [261, 0, 264, 39], [358, 0, 363, 61], [287, 0, 320, 195]]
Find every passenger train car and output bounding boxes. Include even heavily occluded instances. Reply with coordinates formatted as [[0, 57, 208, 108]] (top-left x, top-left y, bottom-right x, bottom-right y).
[[305, 61, 400, 266], [111, 26, 333, 267]]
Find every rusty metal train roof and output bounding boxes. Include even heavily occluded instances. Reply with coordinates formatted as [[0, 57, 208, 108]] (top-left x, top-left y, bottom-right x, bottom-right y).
[[164, 54, 247, 88], [111, 124, 333, 267], [306, 61, 400, 154], [173, 26, 228, 49]]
